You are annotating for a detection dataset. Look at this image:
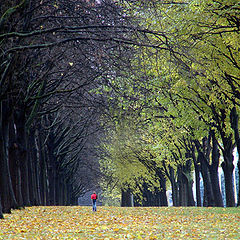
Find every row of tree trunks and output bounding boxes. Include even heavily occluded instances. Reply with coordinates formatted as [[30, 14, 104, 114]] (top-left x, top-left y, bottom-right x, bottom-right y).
[[120, 124, 237, 208], [230, 107, 240, 206], [0, 103, 78, 217], [193, 131, 224, 207]]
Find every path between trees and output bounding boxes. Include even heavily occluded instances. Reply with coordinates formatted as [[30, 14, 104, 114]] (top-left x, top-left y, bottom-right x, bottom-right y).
[[0, 206, 239, 239]]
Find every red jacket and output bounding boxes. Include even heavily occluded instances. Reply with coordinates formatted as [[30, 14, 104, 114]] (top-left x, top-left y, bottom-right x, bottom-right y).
[[91, 193, 97, 200]]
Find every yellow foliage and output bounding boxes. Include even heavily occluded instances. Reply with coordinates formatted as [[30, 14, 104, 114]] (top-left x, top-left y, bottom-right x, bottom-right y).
[[1, 206, 240, 239]]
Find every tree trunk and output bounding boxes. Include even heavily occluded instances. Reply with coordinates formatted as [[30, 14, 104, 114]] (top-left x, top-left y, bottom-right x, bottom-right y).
[[220, 135, 235, 207], [15, 108, 30, 206], [0, 198, 3, 218], [193, 161, 201, 206], [221, 160, 235, 207], [28, 152, 34, 205], [209, 166, 223, 207], [55, 175, 60, 205], [200, 158, 214, 206], [184, 159, 195, 206], [47, 132, 56, 205], [159, 178, 168, 207], [169, 166, 178, 206], [195, 140, 215, 207], [156, 168, 168, 206], [191, 145, 201, 206], [28, 130, 39, 205], [230, 107, 240, 207], [238, 161, 240, 207], [209, 131, 223, 207], [121, 188, 132, 207], [34, 132, 42, 205], [9, 118, 23, 208], [0, 100, 13, 213], [37, 127, 48, 206], [178, 166, 188, 206]]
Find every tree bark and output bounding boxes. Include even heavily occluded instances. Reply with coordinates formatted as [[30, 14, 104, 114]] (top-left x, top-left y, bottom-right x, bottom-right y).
[[0, 100, 13, 213], [184, 159, 195, 206], [195, 140, 215, 207], [238, 161, 240, 207], [192, 145, 201, 206], [209, 131, 223, 207], [121, 188, 132, 207], [201, 158, 214, 206], [156, 168, 168, 206], [230, 106, 240, 206], [177, 166, 188, 206], [37, 126, 48, 206], [0, 198, 3, 218], [47, 131, 56, 205], [28, 131, 39, 205], [15, 108, 30, 206], [220, 135, 235, 207], [221, 160, 235, 207], [9, 118, 23, 208], [169, 166, 179, 206]]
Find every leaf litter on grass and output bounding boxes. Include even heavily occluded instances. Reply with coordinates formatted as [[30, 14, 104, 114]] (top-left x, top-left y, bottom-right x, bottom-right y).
[[0, 206, 239, 239]]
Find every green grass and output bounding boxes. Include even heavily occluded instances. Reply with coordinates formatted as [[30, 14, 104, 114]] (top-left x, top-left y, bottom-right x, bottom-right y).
[[0, 206, 239, 239]]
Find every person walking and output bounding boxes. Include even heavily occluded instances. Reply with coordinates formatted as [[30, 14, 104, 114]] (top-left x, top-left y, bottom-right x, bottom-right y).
[[91, 191, 98, 211]]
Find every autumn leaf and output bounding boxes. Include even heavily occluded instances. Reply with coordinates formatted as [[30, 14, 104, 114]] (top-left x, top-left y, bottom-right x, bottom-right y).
[[0, 206, 239, 239]]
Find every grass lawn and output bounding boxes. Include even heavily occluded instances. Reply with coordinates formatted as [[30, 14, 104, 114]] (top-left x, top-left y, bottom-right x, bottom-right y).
[[0, 206, 239, 239]]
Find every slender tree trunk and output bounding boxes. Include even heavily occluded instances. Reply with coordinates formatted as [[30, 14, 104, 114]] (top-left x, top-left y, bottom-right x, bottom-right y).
[[15, 158, 23, 207], [195, 140, 215, 207], [60, 179, 64, 206], [209, 131, 223, 207], [155, 168, 168, 206], [209, 166, 223, 207], [35, 133, 42, 205], [200, 159, 214, 206], [8, 118, 23, 209], [47, 133, 56, 205], [159, 178, 168, 207], [230, 107, 240, 206], [0, 101, 13, 213], [37, 127, 48, 206], [28, 147, 35, 205], [191, 145, 201, 206], [0, 198, 3, 218], [220, 135, 235, 207], [169, 166, 178, 206], [221, 159, 235, 207], [121, 188, 132, 207], [15, 108, 30, 206], [238, 161, 240, 207], [178, 166, 188, 206], [28, 130, 39, 205], [184, 159, 195, 206], [55, 175, 60, 205], [187, 177, 195, 206]]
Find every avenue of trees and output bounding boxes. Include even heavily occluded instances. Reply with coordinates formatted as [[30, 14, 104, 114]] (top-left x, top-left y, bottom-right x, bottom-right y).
[[0, 0, 140, 218], [99, 0, 240, 208], [0, 0, 240, 219]]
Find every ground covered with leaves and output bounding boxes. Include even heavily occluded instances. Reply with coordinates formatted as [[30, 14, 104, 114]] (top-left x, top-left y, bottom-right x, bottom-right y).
[[0, 206, 240, 239]]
